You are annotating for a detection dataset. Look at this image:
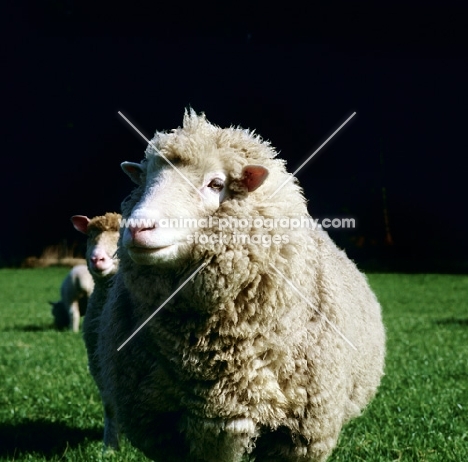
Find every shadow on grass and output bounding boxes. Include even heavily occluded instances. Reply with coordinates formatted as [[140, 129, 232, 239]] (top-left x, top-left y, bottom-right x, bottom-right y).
[[3, 323, 56, 332], [435, 317, 468, 326], [0, 419, 102, 458]]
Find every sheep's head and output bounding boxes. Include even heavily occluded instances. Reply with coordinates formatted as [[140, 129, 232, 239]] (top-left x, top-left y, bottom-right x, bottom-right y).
[[71, 213, 121, 278], [49, 300, 69, 330], [119, 111, 283, 266]]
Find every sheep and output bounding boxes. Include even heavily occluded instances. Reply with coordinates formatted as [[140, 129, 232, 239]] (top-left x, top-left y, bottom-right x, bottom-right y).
[[50, 264, 94, 332], [97, 110, 385, 462], [71, 212, 121, 449]]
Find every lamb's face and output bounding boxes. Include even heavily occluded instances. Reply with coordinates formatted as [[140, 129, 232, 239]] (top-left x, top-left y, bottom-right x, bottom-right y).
[[71, 214, 120, 279], [86, 229, 120, 278], [121, 155, 268, 266]]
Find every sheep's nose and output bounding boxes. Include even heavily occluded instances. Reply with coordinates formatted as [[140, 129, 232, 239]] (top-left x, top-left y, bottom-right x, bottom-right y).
[[90, 248, 110, 264], [129, 224, 157, 239]]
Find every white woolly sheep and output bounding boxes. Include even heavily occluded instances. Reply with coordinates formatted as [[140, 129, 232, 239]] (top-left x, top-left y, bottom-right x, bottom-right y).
[[97, 110, 385, 461], [71, 212, 121, 449], [50, 264, 94, 332]]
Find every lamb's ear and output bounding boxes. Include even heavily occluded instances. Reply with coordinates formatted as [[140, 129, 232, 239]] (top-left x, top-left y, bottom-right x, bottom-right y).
[[71, 215, 90, 234], [241, 165, 269, 192], [121, 161, 144, 185]]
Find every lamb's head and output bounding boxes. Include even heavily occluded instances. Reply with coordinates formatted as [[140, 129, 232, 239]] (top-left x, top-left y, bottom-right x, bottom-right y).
[[119, 110, 299, 266], [71, 213, 121, 278], [50, 300, 69, 330]]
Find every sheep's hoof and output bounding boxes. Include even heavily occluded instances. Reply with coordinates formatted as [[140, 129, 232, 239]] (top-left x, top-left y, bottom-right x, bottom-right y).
[[102, 447, 118, 457], [294, 445, 308, 457]]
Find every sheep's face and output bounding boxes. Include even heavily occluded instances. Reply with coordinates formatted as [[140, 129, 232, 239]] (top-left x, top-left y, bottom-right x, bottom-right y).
[[71, 214, 120, 279], [86, 228, 120, 278], [121, 154, 269, 266]]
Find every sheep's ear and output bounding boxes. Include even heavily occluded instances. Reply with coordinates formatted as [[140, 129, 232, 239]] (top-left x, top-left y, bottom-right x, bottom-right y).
[[241, 165, 269, 192], [71, 215, 90, 234], [121, 161, 144, 185]]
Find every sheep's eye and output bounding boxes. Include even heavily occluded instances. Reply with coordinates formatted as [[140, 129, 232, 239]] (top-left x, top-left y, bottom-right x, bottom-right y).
[[207, 178, 224, 191]]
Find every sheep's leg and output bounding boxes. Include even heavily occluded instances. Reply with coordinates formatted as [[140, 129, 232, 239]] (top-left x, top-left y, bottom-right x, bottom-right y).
[[69, 301, 80, 332], [103, 401, 120, 450], [184, 417, 257, 462], [252, 423, 336, 462]]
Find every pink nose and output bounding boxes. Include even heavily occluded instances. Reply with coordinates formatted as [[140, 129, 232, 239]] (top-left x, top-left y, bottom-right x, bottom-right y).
[[129, 224, 156, 239], [90, 249, 110, 265], [91, 255, 107, 264]]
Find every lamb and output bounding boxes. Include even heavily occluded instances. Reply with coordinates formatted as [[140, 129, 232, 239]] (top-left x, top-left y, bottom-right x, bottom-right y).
[[97, 110, 385, 461], [71, 212, 121, 449], [50, 264, 94, 332]]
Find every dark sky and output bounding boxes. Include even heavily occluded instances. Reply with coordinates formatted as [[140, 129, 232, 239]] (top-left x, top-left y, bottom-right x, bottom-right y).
[[2, 3, 467, 269]]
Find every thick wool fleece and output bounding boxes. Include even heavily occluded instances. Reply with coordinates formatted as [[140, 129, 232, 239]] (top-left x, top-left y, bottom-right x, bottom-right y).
[[97, 111, 385, 462]]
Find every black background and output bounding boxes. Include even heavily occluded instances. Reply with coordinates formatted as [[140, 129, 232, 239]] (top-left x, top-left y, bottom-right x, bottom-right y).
[[2, 2, 467, 271]]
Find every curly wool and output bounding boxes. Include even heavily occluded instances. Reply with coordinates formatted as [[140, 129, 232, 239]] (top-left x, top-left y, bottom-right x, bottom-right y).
[[97, 111, 385, 462], [87, 212, 121, 234]]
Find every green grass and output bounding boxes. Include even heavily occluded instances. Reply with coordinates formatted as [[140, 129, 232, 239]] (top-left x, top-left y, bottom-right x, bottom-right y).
[[0, 269, 467, 461]]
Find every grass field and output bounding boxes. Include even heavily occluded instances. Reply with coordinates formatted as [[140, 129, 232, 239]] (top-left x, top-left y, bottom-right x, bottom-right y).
[[0, 268, 467, 461]]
